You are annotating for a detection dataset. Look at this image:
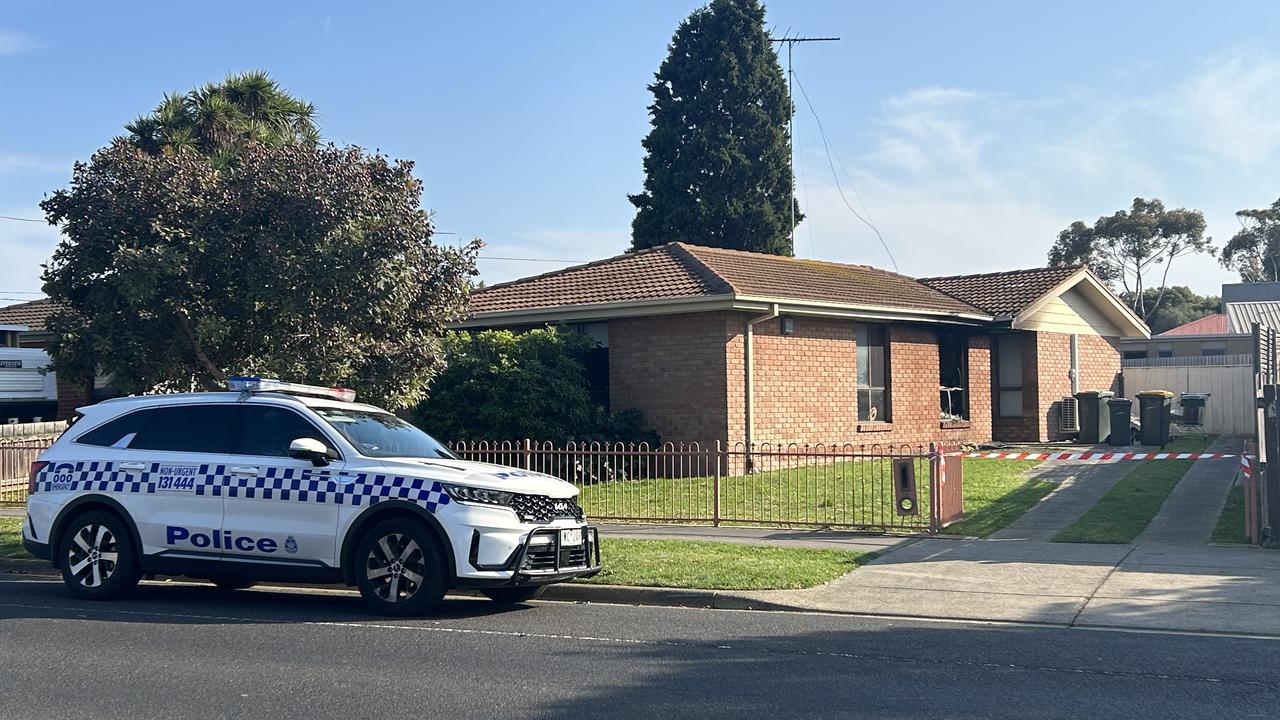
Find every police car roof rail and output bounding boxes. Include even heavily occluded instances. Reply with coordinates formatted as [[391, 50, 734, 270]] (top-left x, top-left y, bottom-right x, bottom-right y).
[[226, 376, 356, 402]]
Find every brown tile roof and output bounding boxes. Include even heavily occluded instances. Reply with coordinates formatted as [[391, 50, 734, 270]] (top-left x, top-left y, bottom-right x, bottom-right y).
[[468, 243, 986, 318], [919, 266, 1083, 317], [0, 298, 56, 331], [1157, 313, 1229, 336], [468, 244, 731, 315], [678, 244, 981, 315]]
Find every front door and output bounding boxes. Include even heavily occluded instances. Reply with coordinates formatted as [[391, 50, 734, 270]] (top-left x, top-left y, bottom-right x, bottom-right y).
[[219, 404, 347, 569]]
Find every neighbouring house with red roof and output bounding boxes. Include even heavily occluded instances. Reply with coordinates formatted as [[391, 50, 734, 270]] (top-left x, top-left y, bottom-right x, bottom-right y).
[[458, 243, 1149, 447]]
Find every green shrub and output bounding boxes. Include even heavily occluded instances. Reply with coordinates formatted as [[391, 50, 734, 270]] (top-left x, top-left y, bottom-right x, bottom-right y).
[[411, 328, 657, 445]]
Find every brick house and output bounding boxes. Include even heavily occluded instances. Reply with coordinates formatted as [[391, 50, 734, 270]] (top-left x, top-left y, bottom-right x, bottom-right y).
[[457, 243, 1149, 447]]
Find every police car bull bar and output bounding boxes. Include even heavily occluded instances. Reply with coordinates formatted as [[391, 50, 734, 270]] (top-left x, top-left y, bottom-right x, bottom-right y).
[[469, 526, 602, 581]]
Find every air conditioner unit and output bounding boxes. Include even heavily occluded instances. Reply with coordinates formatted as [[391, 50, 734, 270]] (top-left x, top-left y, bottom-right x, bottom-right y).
[[1059, 396, 1080, 433]]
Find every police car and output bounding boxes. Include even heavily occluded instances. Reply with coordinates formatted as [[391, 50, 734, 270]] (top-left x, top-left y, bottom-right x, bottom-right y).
[[22, 378, 601, 615]]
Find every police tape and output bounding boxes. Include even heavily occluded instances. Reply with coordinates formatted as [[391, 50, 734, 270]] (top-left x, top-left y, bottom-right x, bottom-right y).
[[952, 451, 1237, 461]]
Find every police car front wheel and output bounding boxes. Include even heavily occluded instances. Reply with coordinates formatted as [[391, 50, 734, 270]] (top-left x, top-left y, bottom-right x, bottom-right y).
[[59, 510, 141, 600], [354, 518, 447, 616]]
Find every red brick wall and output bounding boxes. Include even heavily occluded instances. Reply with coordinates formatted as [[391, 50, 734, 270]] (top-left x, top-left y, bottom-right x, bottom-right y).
[[721, 318, 993, 449], [608, 312, 732, 445], [1037, 331, 1121, 441], [55, 375, 92, 420]]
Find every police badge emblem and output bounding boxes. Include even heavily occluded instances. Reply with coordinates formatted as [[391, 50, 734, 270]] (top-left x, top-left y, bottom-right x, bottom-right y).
[[284, 535, 299, 554]]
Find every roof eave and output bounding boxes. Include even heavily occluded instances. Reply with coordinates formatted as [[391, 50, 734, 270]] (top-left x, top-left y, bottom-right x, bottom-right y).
[[455, 293, 998, 329]]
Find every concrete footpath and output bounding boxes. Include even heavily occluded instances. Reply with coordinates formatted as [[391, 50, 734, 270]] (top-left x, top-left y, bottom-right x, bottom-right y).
[[593, 523, 1280, 636]]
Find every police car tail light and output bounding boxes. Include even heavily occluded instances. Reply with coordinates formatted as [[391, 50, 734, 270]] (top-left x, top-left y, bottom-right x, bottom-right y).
[[27, 461, 48, 495], [442, 483, 514, 507], [227, 376, 357, 402]]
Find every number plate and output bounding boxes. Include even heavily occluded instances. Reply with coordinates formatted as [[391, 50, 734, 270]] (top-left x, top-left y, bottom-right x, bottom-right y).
[[560, 528, 584, 547]]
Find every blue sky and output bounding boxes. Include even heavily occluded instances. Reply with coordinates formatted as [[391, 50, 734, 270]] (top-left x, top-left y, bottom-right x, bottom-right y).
[[4, 1, 1280, 304]]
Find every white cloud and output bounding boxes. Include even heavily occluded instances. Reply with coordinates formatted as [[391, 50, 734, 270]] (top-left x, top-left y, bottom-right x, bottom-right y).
[[0, 208, 60, 297], [1185, 52, 1280, 167], [882, 86, 979, 110], [0, 31, 37, 56]]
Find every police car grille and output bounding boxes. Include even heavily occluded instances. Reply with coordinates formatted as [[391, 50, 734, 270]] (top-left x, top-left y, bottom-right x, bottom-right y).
[[510, 494, 584, 524], [522, 544, 590, 571]]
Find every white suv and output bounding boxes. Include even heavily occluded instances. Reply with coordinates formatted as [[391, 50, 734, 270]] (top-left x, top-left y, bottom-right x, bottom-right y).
[[22, 378, 600, 615]]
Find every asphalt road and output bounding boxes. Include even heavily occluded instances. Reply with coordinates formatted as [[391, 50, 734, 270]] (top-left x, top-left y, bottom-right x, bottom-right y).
[[1, 576, 1278, 719]]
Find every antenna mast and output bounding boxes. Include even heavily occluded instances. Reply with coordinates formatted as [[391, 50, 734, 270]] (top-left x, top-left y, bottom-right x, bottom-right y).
[[770, 34, 838, 252]]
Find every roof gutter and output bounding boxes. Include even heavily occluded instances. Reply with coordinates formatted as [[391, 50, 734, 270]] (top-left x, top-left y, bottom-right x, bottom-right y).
[[743, 303, 779, 472], [455, 294, 997, 330]]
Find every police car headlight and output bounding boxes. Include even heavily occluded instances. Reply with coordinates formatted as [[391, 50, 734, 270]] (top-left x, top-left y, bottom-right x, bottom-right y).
[[442, 483, 514, 507]]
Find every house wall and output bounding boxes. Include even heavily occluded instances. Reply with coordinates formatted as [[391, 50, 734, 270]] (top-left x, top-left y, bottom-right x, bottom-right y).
[[1036, 331, 1122, 441], [607, 312, 732, 446], [720, 317, 993, 450], [1020, 288, 1122, 336], [1118, 336, 1253, 358]]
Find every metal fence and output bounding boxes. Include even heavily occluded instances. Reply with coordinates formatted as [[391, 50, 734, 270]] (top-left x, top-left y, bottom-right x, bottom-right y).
[[0, 440, 51, 503], [0, 435, 966, 533], [451, 440, 963, 532]]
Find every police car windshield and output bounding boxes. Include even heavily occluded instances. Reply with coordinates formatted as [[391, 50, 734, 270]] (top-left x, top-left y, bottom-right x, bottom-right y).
[[312, 407, 458, 459]]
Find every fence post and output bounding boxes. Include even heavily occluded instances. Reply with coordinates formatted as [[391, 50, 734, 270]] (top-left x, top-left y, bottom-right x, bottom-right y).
[[928, 442, 939, 534], [713, 440, 722, 527], [522, 438, 532, 471]]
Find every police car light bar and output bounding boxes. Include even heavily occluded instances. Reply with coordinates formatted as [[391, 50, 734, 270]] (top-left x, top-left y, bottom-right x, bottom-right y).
[[227, 377, 357, 403]]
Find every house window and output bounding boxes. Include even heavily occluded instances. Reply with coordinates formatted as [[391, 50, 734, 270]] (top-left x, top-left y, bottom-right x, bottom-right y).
[[856, 324, 890, 422], [938, 331, 968, 421], [1122, 350, 1148, 360], [1158, 350, 1173, 358], [1200, 342, 1226, 357], [996, 334, 1024, 418]]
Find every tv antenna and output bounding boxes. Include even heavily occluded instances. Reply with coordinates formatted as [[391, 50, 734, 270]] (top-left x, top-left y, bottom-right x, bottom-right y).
[[770, 34, 838, 252]]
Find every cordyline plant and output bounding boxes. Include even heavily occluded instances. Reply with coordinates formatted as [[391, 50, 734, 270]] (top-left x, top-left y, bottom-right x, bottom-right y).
[[40, 140, 479, 410]]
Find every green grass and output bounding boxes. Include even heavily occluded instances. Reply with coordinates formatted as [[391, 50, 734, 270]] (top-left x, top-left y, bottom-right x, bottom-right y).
[[582, 456, 1051, 536], [581, 457, 936, 530], [1052, 436, 1215, 544], [1210, 485, 1248, 545], [942, 459, 1049, 537], [0, 517, 30, 559], [579, 537, 875, 590]]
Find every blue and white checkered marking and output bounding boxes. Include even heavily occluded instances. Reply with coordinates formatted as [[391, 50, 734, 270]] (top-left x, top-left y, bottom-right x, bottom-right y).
[[39, 461, 452, 512]]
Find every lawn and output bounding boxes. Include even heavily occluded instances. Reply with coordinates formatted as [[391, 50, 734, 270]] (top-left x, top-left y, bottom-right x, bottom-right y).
[[0, 517, 29, 559], [941, 458, 1048, 537], [1210, 485, 1248, 545], [1052, 435, 1215, 544], [581, 455, 1048, 536], [581, 456, 935, 530], [579, 537, 874, 590]]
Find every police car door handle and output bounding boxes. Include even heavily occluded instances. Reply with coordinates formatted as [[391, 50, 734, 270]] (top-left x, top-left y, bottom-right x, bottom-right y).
[[229, 465, 260, 476], [118, 461, 147, 472]]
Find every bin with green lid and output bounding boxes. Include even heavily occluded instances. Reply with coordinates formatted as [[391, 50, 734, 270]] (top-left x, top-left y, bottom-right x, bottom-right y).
[[1136, 390, 1174, 446]]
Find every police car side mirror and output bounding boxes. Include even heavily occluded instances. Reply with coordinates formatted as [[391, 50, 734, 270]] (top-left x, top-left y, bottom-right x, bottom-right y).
[[289, 438, 331, 467]]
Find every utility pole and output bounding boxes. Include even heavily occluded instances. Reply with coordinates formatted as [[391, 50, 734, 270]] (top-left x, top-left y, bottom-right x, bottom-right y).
[[770, 35, 838, 251]]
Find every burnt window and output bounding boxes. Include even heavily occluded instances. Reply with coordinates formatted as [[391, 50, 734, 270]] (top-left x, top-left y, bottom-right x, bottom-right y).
[[856, 324, 890, 422], [938, 331, 969, 421]]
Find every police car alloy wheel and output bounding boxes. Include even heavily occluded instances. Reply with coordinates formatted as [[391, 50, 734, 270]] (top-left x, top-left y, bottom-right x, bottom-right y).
[[482, 586, 546, 605], [354, 518, 447, 616], [59, 510, 140, 600]]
